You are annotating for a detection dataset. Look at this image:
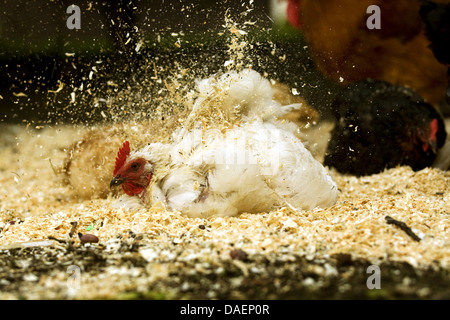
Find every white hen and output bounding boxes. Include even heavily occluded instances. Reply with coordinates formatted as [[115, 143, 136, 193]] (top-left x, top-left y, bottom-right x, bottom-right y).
[[110, 69, 338, 217]]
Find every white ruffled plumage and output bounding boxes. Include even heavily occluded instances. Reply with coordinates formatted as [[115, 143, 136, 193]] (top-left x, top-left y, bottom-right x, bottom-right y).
[[114, 69, 338, 217]]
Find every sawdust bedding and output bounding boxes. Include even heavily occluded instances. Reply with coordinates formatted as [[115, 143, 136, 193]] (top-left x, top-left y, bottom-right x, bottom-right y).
[[0, 119, 448, 299]]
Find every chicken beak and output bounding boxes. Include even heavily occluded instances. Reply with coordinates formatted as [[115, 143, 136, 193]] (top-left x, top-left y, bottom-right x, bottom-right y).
[[429, 139, 438, 154], [110, 175, 125, 188]]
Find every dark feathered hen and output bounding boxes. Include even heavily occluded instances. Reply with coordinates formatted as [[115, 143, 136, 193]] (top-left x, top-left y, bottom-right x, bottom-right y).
[[419, 0, 450, 104], [420, 0, 450, 66], [324, 79, 447, 176]]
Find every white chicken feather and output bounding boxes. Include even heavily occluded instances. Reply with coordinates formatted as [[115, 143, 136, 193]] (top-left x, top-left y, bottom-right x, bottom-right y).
[[111, 69, 338, 217]]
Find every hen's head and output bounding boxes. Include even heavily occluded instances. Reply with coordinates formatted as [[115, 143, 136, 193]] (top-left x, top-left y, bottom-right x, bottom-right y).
[[408, 111, 447, 171], [416, 118, 441, 154], [110, 141, 153, 197]]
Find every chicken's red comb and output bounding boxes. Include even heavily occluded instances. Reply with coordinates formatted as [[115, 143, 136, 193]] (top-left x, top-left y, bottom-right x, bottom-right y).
[[287, 0, 302, 29], [114, 141, 130, 175]]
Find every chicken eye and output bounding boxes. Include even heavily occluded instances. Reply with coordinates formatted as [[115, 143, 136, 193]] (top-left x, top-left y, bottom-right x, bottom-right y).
[[130, 162, 141, 171]]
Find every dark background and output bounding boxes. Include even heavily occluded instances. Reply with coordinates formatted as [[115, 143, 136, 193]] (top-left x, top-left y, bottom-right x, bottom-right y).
[[0, 0, 337, 125]]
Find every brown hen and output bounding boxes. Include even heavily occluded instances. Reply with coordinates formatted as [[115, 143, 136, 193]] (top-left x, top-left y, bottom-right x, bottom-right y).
[[286, 0, 449, 105]]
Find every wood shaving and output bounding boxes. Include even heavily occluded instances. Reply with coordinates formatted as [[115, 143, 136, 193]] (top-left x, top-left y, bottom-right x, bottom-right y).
[[0, 123, 448, 273]]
